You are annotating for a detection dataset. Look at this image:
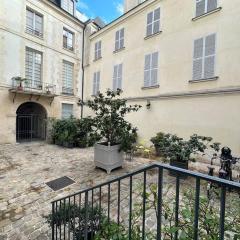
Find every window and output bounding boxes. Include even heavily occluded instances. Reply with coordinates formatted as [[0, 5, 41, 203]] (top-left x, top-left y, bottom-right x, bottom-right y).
[[144, 52, 159, 87], [62, 60, 74, 95], [115, 28, 124, 51], [196, 0, 218, 17], [63, 28, 74, 51], [62, 0, 74, 15], [62, 103, 73, 119], [26, 8, 43, 37], [92, 71, 100, 96], [192, 33, 216, 80], [146, 8, 160, 37], [25, 48, 42, 88], [113, 64, 123, 91], [94, 41, 102, 60]]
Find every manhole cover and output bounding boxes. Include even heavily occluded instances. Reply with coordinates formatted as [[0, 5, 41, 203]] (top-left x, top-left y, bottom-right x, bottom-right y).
[[46, 176, 75, 191]]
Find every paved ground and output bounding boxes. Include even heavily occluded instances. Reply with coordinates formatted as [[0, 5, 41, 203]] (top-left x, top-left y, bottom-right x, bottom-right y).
[[0, 142, 153, 240]]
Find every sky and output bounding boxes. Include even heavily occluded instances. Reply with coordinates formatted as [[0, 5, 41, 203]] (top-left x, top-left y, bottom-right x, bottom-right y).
[[76, 0, 124, 24]]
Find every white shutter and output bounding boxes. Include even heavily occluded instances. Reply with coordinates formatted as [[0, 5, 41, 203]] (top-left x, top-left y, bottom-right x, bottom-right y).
[[96, 72, 100, 93], [120, 28, 124, 49], [35, 14, 43, 35], [196, 0, 205, 17], [204, 34, 216, 78], [115, 30, 119, 50], [118, 64, 123, 89], [193, 38, 204, 80], [146, 12, 153, 36], [62, 61, 74, 94], [207, 0, 217, 12], [153, 8, 160, 34], [144, 54, 151, 87], [26, 9, 34, 30], [93, 72, 97, 95], [94, 42, 98, 60], [151, 52, 158, 86]]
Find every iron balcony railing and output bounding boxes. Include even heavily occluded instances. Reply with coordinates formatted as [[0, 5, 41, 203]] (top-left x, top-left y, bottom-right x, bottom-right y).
[[12, 79, 56, 95], [51, 163, 240, 240]]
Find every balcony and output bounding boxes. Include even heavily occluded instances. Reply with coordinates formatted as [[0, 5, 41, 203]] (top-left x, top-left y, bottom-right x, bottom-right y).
[[9, 78, 57, 104], [50, 163, 240, 240]]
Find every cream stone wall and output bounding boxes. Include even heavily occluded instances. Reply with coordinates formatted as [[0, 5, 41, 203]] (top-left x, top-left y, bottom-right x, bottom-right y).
[[0, 0, 84, 143], [84, 0, 240, 153]]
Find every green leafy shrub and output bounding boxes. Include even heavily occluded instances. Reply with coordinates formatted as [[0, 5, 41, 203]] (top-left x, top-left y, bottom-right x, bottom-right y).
[[85, 89, 142, 152]]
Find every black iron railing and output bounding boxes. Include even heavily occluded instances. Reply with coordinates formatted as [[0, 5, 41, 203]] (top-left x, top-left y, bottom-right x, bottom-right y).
[[51, 163, 240, 240]]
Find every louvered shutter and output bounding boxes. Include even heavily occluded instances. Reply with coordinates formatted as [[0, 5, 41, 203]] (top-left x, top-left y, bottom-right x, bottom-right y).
[[120, 29, 124, 49], [151, 52, 159, 86], [144, 54, 151, 87], [193, 38, 204, 80], [204, 34, 216, 78], [196, 0, 205, 17], [118, 64, 123, 89], [62, 61, 73, 94], [96, 72, 100, 93], [146, 12, 153, 36], [93, 72, 97, 95], [98, 41, 102, 58], [115, 30, 119, 50], [94, 43, 98, 60], [153, 8, 160, 34], [113, 65, 118, 91], [207, 0, 217, 12]]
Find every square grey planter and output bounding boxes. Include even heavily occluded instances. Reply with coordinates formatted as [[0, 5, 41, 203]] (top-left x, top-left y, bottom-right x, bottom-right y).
[[94, 143, 124, 174]]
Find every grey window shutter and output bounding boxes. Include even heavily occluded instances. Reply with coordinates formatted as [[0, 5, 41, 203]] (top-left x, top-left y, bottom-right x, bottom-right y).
[[204, 34, 216, 78], [153, 8, 160, 34], [97, 72, 100, 93], [26, 9, 34, 29], [146, 12, 153, 36], [115, 30, 119, 50], [98, 41, 102, 58], [120, 29, 124, 49], [151, 52, 159, 86], [118, 64, 123, 89], [196, 0, 205, 17], [207, 0, 217, 12], [193, 38, 204, 80], [93, 72, 97, 95], [113, 65, 118, 91], [144, 54, 151, 87], [94, 43, 97, 59], [35, 14, 43, 34]]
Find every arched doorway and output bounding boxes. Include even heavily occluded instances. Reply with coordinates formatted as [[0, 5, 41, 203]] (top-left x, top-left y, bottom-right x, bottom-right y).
[[16, 102, 47, 142]]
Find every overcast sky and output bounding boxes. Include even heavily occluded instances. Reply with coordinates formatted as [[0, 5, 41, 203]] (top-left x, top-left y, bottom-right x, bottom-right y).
[[76, 0, 124, 23]]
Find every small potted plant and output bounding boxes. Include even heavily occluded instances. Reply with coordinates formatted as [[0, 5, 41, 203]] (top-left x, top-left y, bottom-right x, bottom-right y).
[[45, 84, 53, 94], [12, 76, 27, 91], [85, 89, 141, 174]]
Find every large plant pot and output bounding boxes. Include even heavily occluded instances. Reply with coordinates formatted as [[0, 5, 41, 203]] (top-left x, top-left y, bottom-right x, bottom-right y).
[[94, 143, 124, 174], [169, 159, 188, 178]]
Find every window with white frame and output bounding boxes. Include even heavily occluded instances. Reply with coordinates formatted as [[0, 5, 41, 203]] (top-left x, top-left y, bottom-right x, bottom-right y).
[[115, 28, 124, 51], [192, 33, 216, 80], [195, 0, 218, 17], [144, 52, 159, 87], [26, 8, 43, 37], [62, 0, 74, 15], [94, 41, 102, 60], [146, 8, 160, 37], [62, 60, 74, 95], [92, 71, 100, 96], [113, 64, 123, 91], [62, 103, 73, 119], [25, 47, 42, 88], [63, 28, 74, 51]]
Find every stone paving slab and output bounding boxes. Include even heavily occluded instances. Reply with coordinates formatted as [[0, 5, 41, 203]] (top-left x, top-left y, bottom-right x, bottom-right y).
[[0, 142, 152, 240]]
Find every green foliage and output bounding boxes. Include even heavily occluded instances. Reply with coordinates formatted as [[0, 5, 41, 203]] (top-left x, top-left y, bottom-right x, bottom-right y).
[[85, 89, 142, 152], [51, 117, 100, 148], [150, 132, 220, 162]]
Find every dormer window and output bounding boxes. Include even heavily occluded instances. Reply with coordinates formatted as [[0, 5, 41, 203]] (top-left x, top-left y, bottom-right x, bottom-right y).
[[62, 0, 74, 15]]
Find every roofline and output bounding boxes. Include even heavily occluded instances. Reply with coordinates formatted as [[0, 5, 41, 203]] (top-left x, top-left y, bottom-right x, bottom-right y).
[[89, 0, 157, 39], [44, 0, 85, 27]]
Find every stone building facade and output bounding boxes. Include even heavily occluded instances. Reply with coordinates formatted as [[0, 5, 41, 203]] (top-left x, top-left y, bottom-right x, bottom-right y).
[[83, 0, 240, 153]]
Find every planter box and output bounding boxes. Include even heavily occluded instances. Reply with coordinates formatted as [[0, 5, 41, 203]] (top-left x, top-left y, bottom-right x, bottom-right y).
[[94, 143, 123, 174], [169, 159, 188, 178]]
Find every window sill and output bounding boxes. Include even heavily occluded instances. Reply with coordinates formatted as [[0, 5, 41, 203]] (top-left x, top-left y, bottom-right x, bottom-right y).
[[61, 92, 74, 96], [63, 47, 74, 53], [93, 57, 102, 62], [113, 47, 125, 54], [142, 85, 160, 90], [144, 31, 162, 40], [192, 7, 222, 21], [189, 76, 219, 83]]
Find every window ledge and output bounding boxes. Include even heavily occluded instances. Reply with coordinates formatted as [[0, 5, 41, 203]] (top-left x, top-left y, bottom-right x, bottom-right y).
[[189, 76, 219, 83], [192, 7, 222, 21], [93, 57, 102, 62], [63, 47, 75, 53], [144, 31, 162, 40], [113, 47, 125, 54], [142, 85, 160, 90]]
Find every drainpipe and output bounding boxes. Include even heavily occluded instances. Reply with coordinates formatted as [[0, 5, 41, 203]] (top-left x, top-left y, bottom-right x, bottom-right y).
[[81, 24, 86, 118]]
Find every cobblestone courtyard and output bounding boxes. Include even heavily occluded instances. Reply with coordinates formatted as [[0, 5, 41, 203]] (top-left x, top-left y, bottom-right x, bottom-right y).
[[0, 143, 152, 240]]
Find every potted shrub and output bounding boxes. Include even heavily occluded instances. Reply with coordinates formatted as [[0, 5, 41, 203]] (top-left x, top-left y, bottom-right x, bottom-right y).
[[85, 89, 141, 174], [12, 76, 28, 91], [150, 132, 167, 157]]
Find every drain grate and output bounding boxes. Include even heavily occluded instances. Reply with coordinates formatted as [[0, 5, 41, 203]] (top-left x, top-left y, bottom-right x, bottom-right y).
[[46, 176, 75, 191]]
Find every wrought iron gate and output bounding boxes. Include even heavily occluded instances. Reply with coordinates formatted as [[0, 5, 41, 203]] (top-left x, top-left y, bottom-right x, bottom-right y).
[[16, 114, 46, 142]]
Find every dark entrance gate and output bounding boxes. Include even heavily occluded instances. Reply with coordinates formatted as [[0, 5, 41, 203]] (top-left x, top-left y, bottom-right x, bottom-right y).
[[16, 102, 47, 142]]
